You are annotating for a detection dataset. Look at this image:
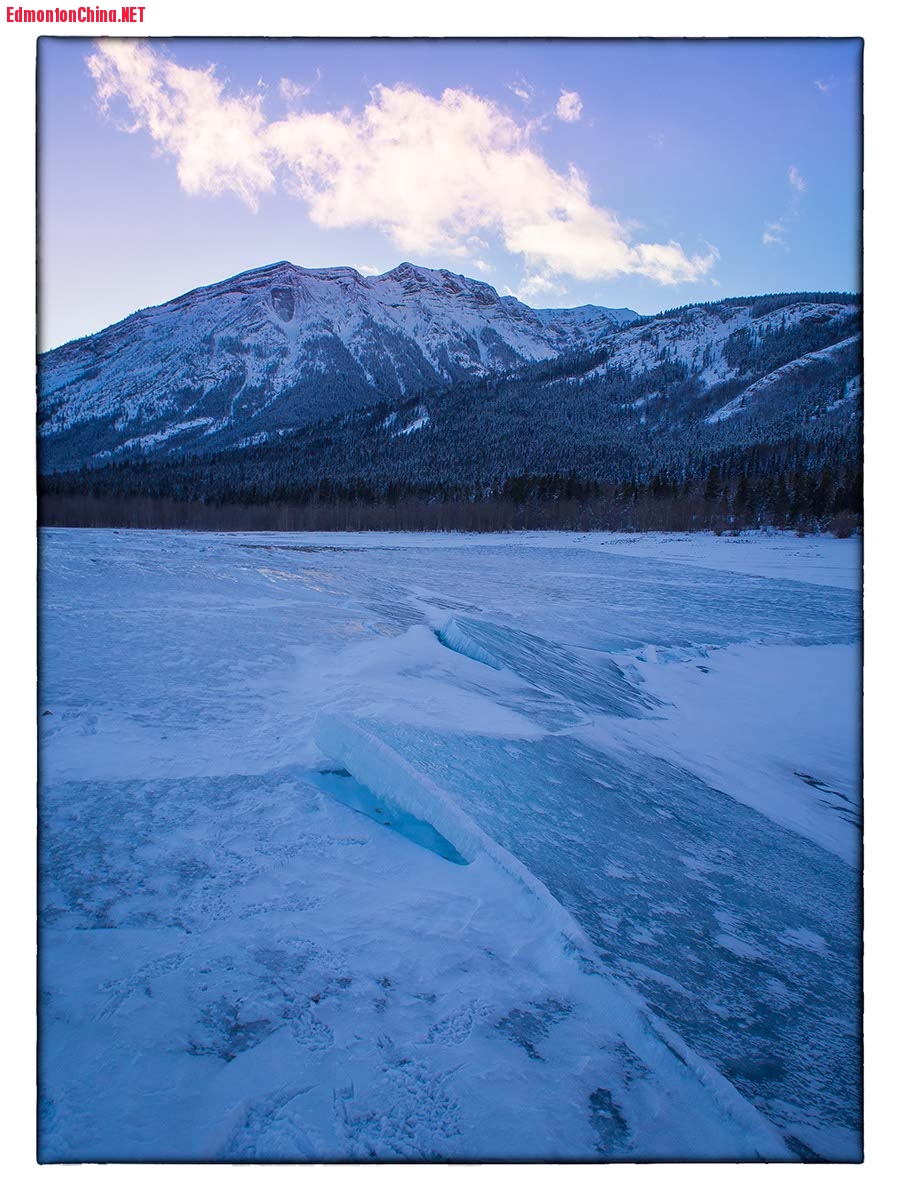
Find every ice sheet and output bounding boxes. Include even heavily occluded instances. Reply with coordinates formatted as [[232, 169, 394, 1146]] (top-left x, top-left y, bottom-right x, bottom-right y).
[[38, 529, 861, 1161]]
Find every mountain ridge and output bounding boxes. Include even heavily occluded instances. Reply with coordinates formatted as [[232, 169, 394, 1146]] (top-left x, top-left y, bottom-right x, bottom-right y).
[[38, 261, 860, 516], [38, 260, 640, 472]]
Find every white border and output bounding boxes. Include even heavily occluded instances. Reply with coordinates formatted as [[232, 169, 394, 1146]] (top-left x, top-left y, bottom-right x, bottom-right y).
[[3, 3, 892, 1196]]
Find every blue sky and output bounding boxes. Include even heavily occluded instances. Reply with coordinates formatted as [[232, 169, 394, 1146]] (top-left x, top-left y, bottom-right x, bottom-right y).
[[38, 37, 861, 349]]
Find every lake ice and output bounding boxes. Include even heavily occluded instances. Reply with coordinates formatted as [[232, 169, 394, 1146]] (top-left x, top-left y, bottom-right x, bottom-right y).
[[37, 529, 861, 1162]]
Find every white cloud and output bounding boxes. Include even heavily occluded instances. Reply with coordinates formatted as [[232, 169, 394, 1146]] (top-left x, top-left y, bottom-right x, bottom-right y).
[[762, 220, 786, 247], [788, 164, 807, 194], [518, 273, 569, 301], [87, 40, 275, 211], [814, 78, 833, 93], [87, 42, 716, 290], [279, 72, 320, 104], [763, 166, 808, 248], [509, 78, 533, 104], [555, 90, 583, 123]]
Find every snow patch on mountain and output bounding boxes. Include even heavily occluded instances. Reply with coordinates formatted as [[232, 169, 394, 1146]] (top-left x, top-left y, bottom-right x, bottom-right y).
[[705, 333, 862, 424], [394, 406, 430, 436]]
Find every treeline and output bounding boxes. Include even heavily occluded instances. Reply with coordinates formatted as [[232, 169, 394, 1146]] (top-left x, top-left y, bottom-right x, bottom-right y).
[[39, 461, 861, 535], [628, 291, 859, 328]]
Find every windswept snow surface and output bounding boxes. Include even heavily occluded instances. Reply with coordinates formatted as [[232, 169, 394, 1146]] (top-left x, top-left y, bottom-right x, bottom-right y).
[[38, 530, 861, 1162]]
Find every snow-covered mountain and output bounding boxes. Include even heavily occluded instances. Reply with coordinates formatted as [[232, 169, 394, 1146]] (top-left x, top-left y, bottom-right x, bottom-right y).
[[38, 259, 861, 487], [38, 261, 637, 471]]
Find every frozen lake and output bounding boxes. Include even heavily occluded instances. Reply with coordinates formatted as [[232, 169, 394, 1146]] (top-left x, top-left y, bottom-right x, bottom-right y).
[[38, 529, 861, 1162]]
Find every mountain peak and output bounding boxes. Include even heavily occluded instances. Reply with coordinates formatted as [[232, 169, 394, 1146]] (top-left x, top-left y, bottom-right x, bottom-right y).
[[38, 257, 658, 472], [368, 262, 507, 312]]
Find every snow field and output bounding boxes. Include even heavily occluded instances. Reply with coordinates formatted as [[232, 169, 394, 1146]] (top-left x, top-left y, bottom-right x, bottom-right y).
[[38, 529, 861, 1161]]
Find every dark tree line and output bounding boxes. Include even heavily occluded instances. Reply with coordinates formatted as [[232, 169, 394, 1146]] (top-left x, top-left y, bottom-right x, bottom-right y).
[[40, 455, 861, 536]]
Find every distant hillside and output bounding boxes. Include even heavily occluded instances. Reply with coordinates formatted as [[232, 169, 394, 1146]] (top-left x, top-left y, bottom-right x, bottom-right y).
[[38, 264, 861, 533]]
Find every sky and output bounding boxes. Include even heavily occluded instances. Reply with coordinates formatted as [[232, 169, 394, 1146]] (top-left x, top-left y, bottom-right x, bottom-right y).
[[38, 37, 861, 350]]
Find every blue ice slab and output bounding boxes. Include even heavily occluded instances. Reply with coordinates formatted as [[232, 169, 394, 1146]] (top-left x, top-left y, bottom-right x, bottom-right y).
[[350, 716, 860, 1160], [438, 616, 658, 717], [311, 767, 469, 865]]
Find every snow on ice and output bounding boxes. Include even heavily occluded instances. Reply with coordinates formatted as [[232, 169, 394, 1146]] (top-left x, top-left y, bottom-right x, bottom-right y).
[[38, 530, 861, 1162]]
